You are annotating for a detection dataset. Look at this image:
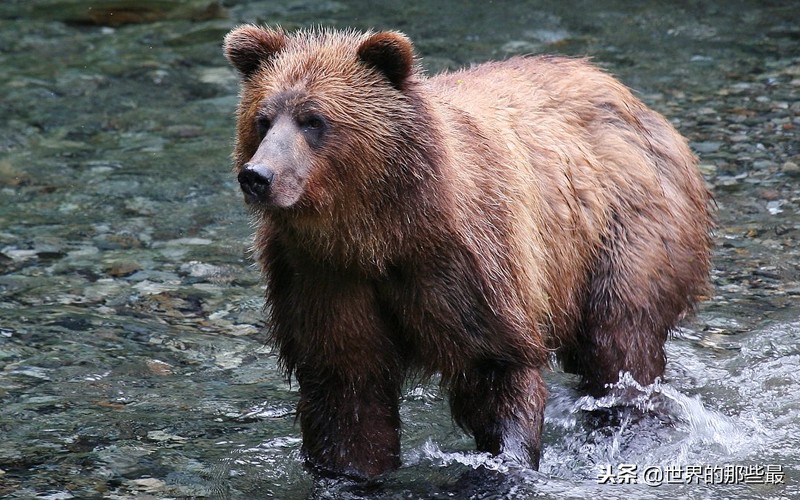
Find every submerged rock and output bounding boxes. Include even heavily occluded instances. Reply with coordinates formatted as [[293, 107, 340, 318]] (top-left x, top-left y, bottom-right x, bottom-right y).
[[30, 0, 227, 26]]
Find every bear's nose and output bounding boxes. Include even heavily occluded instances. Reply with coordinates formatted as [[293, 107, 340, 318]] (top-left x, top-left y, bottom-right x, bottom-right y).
[[238, 163, 275, 202]]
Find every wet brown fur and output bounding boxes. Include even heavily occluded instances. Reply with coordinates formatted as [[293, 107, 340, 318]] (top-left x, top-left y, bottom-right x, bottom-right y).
[[224, 26, 713, 480]]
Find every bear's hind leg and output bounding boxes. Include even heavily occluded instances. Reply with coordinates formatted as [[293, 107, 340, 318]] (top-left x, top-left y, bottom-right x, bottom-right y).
[[448, 361, 548, 469], [562, 220, 702, 397], [566, 309, 668, 398]]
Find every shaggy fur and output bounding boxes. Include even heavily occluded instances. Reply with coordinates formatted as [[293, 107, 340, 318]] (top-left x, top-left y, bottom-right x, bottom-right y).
[[224, 26, 713, 480]]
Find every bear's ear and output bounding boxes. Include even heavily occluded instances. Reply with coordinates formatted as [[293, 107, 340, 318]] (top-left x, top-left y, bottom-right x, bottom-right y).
[[357, 31, 415, 90], [224, 25, 287, 78]]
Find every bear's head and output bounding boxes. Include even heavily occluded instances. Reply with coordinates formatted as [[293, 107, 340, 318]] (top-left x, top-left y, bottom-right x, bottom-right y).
[[223, 26, 425, 215]]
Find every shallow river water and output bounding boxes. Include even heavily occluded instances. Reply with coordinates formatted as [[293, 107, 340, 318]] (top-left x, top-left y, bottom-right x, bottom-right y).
[[1, 1, 798, 499]]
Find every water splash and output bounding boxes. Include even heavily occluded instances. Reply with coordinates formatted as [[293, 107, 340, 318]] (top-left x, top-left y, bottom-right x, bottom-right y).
[[541, 370, 761, 479], [406, 439, 511, 473]]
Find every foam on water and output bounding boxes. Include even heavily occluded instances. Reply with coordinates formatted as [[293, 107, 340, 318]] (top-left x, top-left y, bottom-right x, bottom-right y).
[[396, 323, 798, 499], [406, 439, 512, 473]]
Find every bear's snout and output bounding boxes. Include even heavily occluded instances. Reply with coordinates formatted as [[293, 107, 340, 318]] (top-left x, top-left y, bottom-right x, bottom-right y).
[[238, 163, 275, 203]]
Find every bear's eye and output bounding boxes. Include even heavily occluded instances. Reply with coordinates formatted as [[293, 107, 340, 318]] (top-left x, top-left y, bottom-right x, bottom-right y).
[[298, 114, 325, 132], [297, 114, 328, 146], [256, 116, 272, 139], [297, 114, 325, 131]]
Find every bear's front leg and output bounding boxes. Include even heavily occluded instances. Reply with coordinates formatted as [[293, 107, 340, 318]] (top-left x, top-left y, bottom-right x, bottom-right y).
[[449, 362, 548, 469], [294, 364, 403, 480], [264, 249, 406, 480]]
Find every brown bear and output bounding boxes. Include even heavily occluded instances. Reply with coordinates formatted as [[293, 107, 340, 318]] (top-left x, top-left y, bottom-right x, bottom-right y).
[[223, 26, 713, 480]]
